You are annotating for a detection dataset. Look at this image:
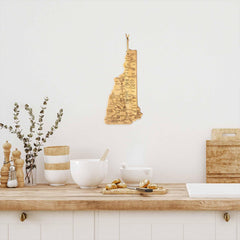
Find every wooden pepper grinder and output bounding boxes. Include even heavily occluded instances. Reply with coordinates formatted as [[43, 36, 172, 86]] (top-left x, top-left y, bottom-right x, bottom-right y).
[[12, 148, 21, 166], [0, 160, 9, 188], [3, 141, 12, 169], [15, 150, 24, 188]]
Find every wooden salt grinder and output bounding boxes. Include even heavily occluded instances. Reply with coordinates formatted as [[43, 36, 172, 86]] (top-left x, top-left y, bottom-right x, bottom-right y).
[[12, 148, 21, 165], [3, 141, 11, 169], [14, 150, 24, 188]]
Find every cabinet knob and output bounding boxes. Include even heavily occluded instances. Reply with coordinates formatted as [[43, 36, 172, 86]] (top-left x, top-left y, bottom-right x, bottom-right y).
[[224, 212, 230, 222], [20, 212, 27, 222]]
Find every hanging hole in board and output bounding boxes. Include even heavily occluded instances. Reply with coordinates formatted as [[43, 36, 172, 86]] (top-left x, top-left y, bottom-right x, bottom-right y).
[[222, 133, 236, 137]]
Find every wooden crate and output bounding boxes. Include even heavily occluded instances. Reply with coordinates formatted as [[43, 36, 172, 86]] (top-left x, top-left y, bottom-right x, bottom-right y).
[[206, 129, 240, 183]]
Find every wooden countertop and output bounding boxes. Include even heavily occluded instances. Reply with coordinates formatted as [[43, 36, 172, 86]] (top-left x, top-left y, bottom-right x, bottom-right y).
[[0, 184, 240, 211]]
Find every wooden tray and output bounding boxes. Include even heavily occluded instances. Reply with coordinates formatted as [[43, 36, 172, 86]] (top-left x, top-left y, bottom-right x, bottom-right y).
[[102, 187, 168, 195]]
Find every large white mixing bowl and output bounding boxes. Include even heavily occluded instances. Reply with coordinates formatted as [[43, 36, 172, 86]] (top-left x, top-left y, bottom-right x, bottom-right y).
[[70, 159, 108, 188]]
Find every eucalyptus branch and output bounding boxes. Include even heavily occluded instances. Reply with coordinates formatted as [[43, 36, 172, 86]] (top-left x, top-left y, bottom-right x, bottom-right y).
[[0, 124, 16, 134], [13, 103, 25, 140], [24, 104, 36, 165], [0, 97, 64, 184], [32, 97, 49, 158], [42, 108, 63, 144], [25, 104, 36, 138], [0, 104, 24, 139]]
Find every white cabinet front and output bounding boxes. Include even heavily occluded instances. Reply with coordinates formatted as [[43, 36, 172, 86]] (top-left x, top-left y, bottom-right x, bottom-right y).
[[0, 210, 238, 240], [96, 211, 238, 240], [119, 211, 216, 240], [0, 211, 94, 240]]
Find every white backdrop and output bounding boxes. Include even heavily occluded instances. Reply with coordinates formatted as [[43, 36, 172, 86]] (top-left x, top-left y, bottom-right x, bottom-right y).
[[0, 0, 239, 183]]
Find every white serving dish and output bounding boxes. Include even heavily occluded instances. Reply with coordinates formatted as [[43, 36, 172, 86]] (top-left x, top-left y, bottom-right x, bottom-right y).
[[187, 183, 240, 198], [44, 170, 70, 186], [70, 159, 108, 188], [120, 167, 152, 185]]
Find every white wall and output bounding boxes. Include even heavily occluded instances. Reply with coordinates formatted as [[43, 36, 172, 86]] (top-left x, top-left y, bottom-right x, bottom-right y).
[[0, 0, 239, 183]]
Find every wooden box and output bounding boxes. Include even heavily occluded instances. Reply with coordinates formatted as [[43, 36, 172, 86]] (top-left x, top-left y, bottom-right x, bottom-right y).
[[206, 129, 240, 183]]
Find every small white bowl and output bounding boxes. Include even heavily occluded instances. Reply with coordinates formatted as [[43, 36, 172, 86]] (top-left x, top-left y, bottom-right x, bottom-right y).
[[44, 170, 70, 186], [120, 167, 152, 185], [70, 159, 108, 188]]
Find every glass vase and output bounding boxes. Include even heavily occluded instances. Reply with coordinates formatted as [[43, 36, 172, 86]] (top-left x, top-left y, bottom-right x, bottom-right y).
[[25, 158, 37, 186]]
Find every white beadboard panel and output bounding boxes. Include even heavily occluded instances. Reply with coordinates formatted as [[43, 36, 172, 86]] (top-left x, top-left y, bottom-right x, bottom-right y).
[[9, 224, 40, 240], [120, 223, 151, 240], [0, 212, 22, 223], [95, 211, 119, 240], [184, 223, 215, 240], [41, 224, 73, 240], [74, 211, 94, 240], [236, 211, 240, 240], [216, 211, 237, 240], [24, 211, 73, 223], [0, 210, 239, 240], [152, 223, 183, 240], [0, 211, 73, 224], [120, 211, 215, 224], [0, 224, 8, 240]]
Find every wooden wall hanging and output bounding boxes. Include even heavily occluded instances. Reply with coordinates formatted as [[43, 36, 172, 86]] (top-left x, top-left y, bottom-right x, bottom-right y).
[[105, 34, 143, 124]]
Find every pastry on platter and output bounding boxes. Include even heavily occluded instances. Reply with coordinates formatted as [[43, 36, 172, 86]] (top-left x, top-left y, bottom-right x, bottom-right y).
[[117, 182, 127, 188], [139, 179, 150, 188], [105, 183, 117, 190], [147, 183, 158, 189], [112, 178, 121, 184]]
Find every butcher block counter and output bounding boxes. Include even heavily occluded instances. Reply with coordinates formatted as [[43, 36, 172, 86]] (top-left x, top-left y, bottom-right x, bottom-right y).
[[0, 183, 240, 211]]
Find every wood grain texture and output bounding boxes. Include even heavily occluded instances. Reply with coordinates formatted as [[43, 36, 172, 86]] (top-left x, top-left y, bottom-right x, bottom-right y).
[[206, 129, 240, 183], [102, 187, 168, 195], [0, 184, 240, 211], [212, 128, 240, 141]]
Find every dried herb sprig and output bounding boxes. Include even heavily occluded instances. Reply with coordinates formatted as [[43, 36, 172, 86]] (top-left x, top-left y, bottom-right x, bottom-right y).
[[0, 97, 63, 184]]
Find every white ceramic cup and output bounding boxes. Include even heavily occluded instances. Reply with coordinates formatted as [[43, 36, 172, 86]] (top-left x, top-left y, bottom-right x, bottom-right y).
[[70, 159, 108, 188]]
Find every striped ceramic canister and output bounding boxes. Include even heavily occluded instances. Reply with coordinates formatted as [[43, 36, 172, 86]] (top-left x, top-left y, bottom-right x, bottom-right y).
[[44, 146, 70, 186]]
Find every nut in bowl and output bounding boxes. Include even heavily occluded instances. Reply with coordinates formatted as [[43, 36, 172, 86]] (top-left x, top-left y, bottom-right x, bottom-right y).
[[70, 159, 108, 188]]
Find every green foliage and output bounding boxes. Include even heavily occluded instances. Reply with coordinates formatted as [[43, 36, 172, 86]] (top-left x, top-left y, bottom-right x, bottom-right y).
[[0, 97, 63, 180]]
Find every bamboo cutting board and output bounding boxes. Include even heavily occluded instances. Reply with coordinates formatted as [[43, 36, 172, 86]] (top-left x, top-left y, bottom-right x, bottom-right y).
[[102, 187, 168, 195], [206, 129, 240, 183]]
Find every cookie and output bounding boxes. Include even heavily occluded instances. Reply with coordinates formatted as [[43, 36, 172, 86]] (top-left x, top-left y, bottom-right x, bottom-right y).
[[147, 184, 158, 189], [112, 178, 121, 184], [105, 183, 117, 190], [117, 182, 127, 188], [139, 179, 150, 188]]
